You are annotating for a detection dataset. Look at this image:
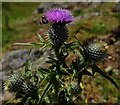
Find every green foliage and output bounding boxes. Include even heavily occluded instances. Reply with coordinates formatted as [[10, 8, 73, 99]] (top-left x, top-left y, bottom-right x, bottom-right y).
[[89, 22, 108, 34], [73, 9, 84, 17]]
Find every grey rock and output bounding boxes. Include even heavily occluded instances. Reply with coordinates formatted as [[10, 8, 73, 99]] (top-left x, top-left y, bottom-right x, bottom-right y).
[[2, 49, 43, 72]]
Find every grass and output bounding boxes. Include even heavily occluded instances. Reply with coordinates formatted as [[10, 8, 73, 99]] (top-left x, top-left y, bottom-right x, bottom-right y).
[[2, 3, 39, 24], [73, 9, 84, 17], [2, 2, 40, 52]]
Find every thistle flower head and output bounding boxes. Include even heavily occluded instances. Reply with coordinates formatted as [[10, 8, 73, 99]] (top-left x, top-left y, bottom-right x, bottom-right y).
[[83, 42, 107, 62], [44, 8, 74, 24]]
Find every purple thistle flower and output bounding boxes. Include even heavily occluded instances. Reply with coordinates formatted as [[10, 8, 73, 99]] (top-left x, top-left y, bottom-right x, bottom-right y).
[[44, 8, 74, 24]]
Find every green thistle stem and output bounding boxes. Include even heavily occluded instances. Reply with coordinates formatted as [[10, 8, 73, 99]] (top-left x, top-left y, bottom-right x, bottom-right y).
[[54, 47, 68, 68], [74, 35, 85, 51]]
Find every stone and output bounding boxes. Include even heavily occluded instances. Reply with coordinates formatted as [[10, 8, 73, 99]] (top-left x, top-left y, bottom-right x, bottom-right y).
[[2, 49, 43, 72]]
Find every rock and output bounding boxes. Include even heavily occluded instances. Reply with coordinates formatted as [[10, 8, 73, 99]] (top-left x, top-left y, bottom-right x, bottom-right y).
[[113, 69, 119, 75], [115, 40, 120, 45], [105, 66, 113, 76], [105, 66, 112, 72], [0, 92, 13, 104], [2, 49, 43, 72]]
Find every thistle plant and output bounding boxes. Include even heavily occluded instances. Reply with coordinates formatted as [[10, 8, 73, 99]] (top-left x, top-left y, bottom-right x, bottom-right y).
[[4, 8, 118, 105]]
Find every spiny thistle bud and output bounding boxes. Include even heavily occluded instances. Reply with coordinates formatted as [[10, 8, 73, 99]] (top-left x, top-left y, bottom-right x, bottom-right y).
[[23, 82, 38, 98], [5, 74, 24, 93], [83, 43, 107, 62], [71, 82, 82, 95], [48, 24, 68, 46]]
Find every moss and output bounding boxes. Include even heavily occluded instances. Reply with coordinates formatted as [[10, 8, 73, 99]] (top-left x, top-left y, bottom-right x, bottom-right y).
[[73, 9, 84, 17]]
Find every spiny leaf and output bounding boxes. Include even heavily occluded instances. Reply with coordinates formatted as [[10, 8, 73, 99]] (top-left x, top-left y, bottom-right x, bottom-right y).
[[25, 60, 31, 72], [33, 74, 39, 84], [13, 42, 43, 47], [58, 90, 67, 104], [45, 60, 53, 64], [13, 42, 35, 46], [48, 57, 58, 62], [37, 33, 45, 43], [38, 82, 53, 104], [74, 35, 86, 51], [37, 67, 50, 76], [91, 64, 118, 89], [25, 46, 33, 73]]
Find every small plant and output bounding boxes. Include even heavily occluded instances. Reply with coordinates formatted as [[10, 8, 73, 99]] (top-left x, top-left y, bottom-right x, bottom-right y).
[[4, 8, 118, 105]]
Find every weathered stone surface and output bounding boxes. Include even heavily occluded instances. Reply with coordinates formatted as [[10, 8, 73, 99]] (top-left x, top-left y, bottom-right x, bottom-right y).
[[2, 49, 43, 71]]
